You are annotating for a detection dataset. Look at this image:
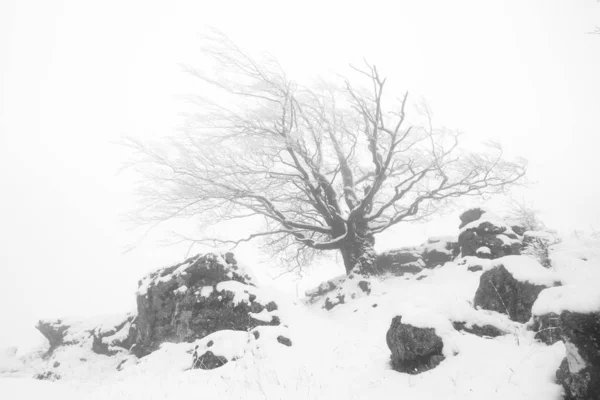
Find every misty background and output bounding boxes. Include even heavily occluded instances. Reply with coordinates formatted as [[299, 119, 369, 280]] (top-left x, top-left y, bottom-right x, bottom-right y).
[[1, 0, 599, 349]]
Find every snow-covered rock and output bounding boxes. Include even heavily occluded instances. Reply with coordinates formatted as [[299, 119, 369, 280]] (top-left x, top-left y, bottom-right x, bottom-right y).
[[376, 237, 458, 276], [473, 256, 558, 323], [36, 314, 137, 356], [135, 252, 280, 356], [555, 311, 600, 400], [191, 326, 293, 370], [458, 208, 522, 259], [386, 315, 445, 374]]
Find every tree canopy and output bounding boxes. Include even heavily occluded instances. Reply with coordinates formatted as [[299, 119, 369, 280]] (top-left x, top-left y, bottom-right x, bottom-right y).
[[128, 33, 527, 275]]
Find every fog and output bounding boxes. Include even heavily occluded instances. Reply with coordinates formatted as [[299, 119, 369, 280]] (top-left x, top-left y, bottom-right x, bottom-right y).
[[1, 0, 599, 348]]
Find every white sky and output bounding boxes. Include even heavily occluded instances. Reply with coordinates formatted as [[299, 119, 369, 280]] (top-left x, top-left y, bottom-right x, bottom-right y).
[[1, 0, 599, 348]]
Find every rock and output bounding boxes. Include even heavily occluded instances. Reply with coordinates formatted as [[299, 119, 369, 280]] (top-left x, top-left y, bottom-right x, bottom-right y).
[[304, 275, 346, 304], [324, 294, 346, 311], [459, 207, 487, 229], [458, 211, 522, 259], [473, 265, 550, 323], [386, 316, 445, 374], [34, 371, 61, 381], [421, 237, 459, 268], [35, 314, 137, 356], [530, 312, 562, 345], [191, 326, 292, 370], [135, 253, 280, 357], [192, 350, 228, 370], [511, 224, 527, 236], [357, 280, 371, 294], [277, 336, 292, 347], [452, 322, 505, 338], [555, 311, 600, 400], [376, 249, 424, 275]]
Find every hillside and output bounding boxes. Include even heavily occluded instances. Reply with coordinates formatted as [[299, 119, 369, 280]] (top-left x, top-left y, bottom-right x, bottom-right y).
[[1, 211, 599, 400]]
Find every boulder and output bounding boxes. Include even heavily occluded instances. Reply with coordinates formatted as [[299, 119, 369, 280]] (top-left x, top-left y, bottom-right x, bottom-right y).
[[458, 211, 522, 259], [192, 350, 228, 370], [421, 236, 459, 268], [376, 237, 458, 274], [135, 253, 280, 357], [36, 314, 137, 356], [530, 312, 562, 345], [555, 311, 600, 400], [304, 275, 346, 304], [386, 316, 445, 374], [452, 321, 505, 338], [459, 207, 487, 229], [376, 249, 424, 276], [322, 274, 373, 311], [473, 265, 551, 323]]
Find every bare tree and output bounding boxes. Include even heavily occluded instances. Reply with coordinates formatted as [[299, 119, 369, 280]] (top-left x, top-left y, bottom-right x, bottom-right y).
[[506, 199, 546, 232], [127, 33, 527, 276]]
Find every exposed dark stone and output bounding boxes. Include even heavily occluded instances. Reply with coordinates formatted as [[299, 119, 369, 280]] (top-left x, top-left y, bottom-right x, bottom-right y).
[[35, 321, 69, 352], [555, 311, 600, 400], [277, 336, 292, 347], [372, 304, 378, 308], [358, 280, 371, 294], [421, 237, 459, 268], [252, 331, 260, 339], [530, 313, 562, 345], [468, 265, 483, 272], [376, 250, 423, 275], [511, 225, 526, 236], [324, 294, 345, 311], [423, 249, 452, 268], [386, 316, 445, 374], [53, 361, 60, 368], [473, 265, 549, 323], [459, 208, 486, 229], [459, 231, 483, 257], [135, 253, 279, 357], [458, 211, 522, 259], [452, 321, 504, 338], [192, 350, 228, 370], [224, 252, 237, 265], [36, 315, 137, 357], [34, 371, 61, 381], [304, 276, 345, 304]]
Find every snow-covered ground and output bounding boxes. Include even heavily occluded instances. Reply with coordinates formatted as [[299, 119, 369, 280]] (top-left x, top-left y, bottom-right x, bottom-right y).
[[1, 234, 599, 400]]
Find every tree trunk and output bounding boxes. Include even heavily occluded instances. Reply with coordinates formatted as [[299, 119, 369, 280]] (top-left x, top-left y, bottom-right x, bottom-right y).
[[340, 218, 377, 275]]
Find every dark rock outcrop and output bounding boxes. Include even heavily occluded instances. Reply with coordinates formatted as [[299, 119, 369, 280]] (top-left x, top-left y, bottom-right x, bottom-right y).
[[458, 210, 522, 259], [375, 237, 458, 276], [276, 336, 292, 347], [452, 321, 505, 338], [459, 208, 487, 229], [473, 265, 550, 323], [386, 316, 445, 374], [530, 312, 562, 345], [191, 327, 293, 370], [192, 350, 228, 370], [421, 237, 459, 268], [36, 314, 137, 356], [304, 275, 345, 305], [555, 311, 600, 400], [135, 253, 280, 357], [376, 249, 423, 276]]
